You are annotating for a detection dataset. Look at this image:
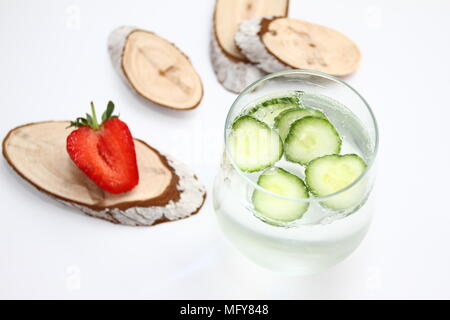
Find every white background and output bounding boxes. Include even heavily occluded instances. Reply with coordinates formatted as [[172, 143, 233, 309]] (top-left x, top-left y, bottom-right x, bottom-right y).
[[0, 0, 449, 299]]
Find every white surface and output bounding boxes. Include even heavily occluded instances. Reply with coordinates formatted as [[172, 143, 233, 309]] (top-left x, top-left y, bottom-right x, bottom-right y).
[[0, 0, 449, 299]]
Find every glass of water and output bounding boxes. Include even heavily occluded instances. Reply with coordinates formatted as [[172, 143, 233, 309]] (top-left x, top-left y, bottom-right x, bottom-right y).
[[213, 70, 379, 275]]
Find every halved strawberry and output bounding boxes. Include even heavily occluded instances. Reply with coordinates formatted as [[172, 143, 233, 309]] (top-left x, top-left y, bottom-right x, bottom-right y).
[[66, 101, 139, 194]]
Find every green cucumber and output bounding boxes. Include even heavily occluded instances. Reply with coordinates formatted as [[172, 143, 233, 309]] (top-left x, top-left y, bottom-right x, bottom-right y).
[[248, 96, 300, 127], [284, 116, 341, 165], [305, 154, 367, 210], [275, 107, 326, 140], [228, 115, 282, 172], [252, 167, 309, 222]]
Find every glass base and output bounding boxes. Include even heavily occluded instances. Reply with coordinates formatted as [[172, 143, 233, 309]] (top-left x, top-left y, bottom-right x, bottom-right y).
[[213, 174, 373, 276]]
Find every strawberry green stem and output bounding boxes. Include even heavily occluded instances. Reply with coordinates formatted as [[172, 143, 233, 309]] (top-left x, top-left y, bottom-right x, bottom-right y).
[[90, 102, 100, 130]]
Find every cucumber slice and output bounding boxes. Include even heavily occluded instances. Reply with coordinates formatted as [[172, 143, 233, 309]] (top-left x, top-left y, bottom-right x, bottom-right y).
[[228, 115, 282, 172], [275, 107, 326, 140], [252, 167, 309, 222], [305, 154, 367, 210], [284, 116, 341, 165], [248, 96, 300, 127]]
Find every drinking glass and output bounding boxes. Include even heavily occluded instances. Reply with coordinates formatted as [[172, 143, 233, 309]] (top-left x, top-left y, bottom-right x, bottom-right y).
[[213, 70, 379, 275]]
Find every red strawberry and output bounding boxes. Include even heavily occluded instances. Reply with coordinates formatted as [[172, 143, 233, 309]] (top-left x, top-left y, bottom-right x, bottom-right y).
[[66, 101, 139, 194]]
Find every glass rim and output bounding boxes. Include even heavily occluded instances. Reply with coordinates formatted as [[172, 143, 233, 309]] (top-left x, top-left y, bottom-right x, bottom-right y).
[[224, 69, 379, 203]]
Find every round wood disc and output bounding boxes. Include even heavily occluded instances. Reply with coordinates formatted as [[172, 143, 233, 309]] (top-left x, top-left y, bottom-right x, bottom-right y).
[[109, 27, 204, 110], [214, 0, 289, 62], [261, 18, 361, 76], [2, 121, 206, 226]]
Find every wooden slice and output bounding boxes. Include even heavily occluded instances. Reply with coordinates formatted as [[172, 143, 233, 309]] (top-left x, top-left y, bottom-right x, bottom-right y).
[[108, 26, 203, 110], [211, 0, 289, 93], [2, 121, 206, 226], [214, 0, 289, 62], [236, 17, 361, 76]]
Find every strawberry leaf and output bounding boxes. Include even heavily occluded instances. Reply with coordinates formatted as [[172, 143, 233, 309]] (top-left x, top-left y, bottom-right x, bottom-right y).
[[68, 101, 118, 130], [102, 101, 115, 123]]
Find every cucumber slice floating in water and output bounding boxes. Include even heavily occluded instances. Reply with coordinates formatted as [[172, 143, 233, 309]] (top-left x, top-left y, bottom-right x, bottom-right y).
[[252, 167, 309, 223], [248, 96, 300, 127], [228, 115, 282, 172], [305, 154, 367, 210], [275, 107, 326, 140], [284, 116, 341, 165]]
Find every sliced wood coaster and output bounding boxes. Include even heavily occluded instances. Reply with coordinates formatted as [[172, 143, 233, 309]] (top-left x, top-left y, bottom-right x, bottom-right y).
[[211, 0, 289, 93], [2, 121, 206, 226], [108, 26, 204, 110], [236, 17, 361, 76]]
